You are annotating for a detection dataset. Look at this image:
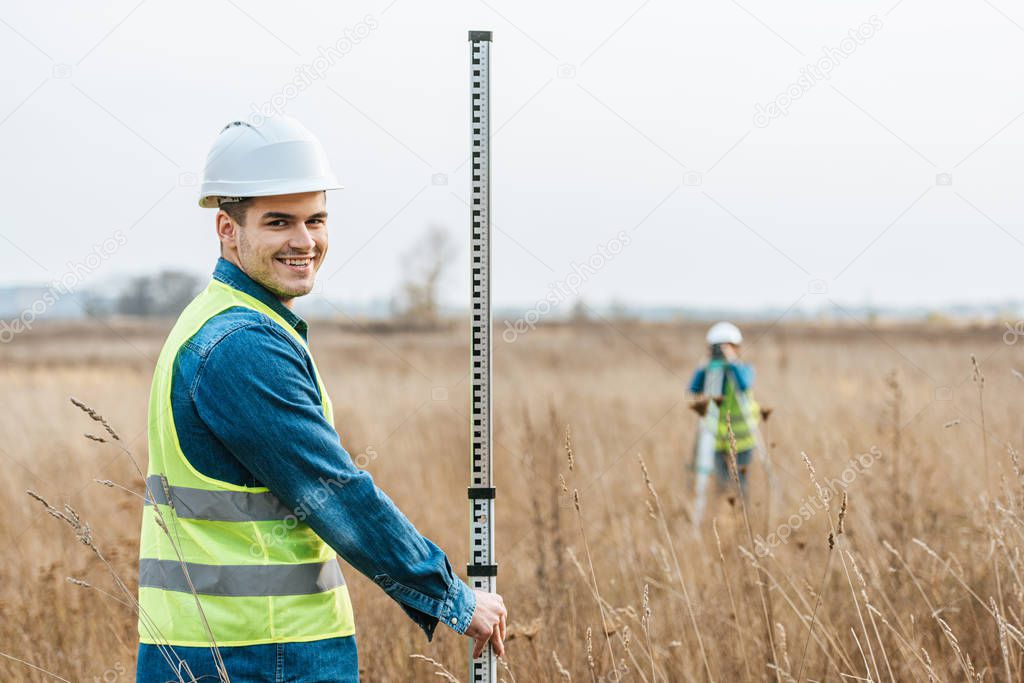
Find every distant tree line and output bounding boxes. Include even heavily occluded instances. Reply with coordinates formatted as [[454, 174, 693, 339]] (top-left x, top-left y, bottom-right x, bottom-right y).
[[83, 224, 457, 321], [85, 270, 202, 317]]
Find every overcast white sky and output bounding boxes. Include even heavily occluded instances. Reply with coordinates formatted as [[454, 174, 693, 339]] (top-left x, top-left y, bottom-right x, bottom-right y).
[[1, 0, 1023, 311]]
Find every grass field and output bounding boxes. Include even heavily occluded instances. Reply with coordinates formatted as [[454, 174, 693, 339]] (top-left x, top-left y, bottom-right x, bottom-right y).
[[1, 317, 1021, 681]]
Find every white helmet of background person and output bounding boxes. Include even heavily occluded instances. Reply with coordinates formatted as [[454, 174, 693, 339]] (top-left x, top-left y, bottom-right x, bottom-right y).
[[706, 321, 742, 346], [198, 115, 342, 208]]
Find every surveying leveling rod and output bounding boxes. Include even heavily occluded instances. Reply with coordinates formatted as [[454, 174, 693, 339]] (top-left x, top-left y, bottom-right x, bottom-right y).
[[467, 30, 497, 683]]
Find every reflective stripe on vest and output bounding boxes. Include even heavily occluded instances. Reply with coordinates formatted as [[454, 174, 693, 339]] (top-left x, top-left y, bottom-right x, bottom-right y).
[[139, 558, 345, 597], [144, 475, 293, 522], [138, 278, 355, 647]]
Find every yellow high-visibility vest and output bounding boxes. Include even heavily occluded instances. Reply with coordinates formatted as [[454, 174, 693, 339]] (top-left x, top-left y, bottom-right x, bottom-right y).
[[715, 379, 760, 454], [137, 278, 355, 647], [703, 361, 760, 454]]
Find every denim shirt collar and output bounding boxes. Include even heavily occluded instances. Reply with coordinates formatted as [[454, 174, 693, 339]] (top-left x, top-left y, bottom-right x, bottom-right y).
[[212, 257, 308, 340]]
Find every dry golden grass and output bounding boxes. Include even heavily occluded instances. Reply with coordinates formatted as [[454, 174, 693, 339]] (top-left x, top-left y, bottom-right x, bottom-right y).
[[1, 317, 1021, 681]]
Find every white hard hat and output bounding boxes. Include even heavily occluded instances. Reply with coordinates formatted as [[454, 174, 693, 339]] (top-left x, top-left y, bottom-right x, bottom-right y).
[[706, 321, 742, 345], [198, 116, 342, 208]]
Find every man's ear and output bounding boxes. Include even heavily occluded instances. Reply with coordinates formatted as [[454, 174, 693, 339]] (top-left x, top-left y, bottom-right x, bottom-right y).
[[216, 210, 238, 250]]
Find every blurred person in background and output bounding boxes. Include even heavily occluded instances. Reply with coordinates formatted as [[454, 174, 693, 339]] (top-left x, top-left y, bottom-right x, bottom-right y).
[[689, 322, 769, 522]]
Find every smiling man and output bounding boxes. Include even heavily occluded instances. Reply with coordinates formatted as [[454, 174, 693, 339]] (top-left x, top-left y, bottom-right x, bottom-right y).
[[135, 116, 506, 682]]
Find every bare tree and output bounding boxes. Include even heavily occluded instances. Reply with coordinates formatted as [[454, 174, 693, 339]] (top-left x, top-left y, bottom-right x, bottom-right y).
[[393, 226, 457, 327], [116, 270, 202, 317], [570, 298, 590, 322]]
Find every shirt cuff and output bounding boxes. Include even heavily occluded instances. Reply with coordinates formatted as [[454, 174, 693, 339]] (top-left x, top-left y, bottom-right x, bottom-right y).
[[438, 577, 476, 635]]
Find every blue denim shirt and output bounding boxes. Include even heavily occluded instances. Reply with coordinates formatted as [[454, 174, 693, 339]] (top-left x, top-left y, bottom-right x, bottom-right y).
[[144, 257, 475, 647], [689, 362, 755, 394]]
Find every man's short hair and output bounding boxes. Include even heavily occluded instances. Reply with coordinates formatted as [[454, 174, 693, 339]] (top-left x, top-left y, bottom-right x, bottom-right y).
[[218, 197, 254, 226]]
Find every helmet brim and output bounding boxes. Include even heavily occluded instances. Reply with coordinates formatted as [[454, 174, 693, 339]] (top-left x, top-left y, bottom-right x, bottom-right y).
[[199, 177, 344, 208]]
